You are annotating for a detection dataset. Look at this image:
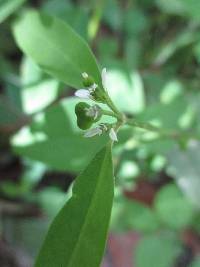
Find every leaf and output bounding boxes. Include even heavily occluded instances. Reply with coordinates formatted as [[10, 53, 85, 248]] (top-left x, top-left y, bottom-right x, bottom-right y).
[[190, 257, 200, 267], [13, 10, 101, 88], [156, 0, 200, 21], [20, 57, 61, 114], [154, 30, 198, 66], [106, 69, 145, 114], [11, 97, 109, 173], [35, 144, 114, 267], [103, 0, 122, 31], [136, 96, 188, 129], [0, 0, 26, 23], [42, 0, 89, 38], [167, 141, 200, 209], [123, 8, 148, 35], [111, 197, 159, 233], [154, 183, 194, 229], [134, 233, 182, 267]]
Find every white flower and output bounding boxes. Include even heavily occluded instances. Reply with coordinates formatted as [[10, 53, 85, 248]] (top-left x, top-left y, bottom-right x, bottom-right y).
[[84, 123, 108, 138], [85, 105, 100, 120], [109, 128, 118, 142], [101, 68, 107, 90], [75, 81, 97, 100], [75, 89, 91, 99], [84, 127, 103, 138]]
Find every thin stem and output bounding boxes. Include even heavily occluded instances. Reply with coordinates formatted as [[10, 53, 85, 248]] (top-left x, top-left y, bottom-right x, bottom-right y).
[[104, 92, 124, 121], [126, 118, 200, 140], [102, 89, 200, 142], [101, 110, 120, 120]]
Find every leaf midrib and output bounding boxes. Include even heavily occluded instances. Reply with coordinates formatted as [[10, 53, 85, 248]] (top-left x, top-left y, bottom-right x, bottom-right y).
[[67, 146, 111, 267]]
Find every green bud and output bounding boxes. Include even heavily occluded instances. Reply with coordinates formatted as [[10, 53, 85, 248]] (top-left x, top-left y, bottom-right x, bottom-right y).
[[82, 76, 95, 88], [90, 88, 106, 103], [75, 102, 93, 130], [75, 102, 102, 130], [85, 104, 102, 122]]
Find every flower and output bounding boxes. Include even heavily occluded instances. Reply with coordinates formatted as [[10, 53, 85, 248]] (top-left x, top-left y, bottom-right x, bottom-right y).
[[75, 73, 98, 100], [85, 105, 101, 120], [75, 68, 108, 100], [84, 124, 108, 138], [109, 128, 118, 142], [75, 89, 91, 99], [84, 126, 103, 137]]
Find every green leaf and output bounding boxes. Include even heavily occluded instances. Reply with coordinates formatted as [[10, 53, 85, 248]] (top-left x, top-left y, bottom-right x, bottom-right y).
[[134, 234, 182, 267], [154, 184, 194, 229], [42, 0, 89, 38], [35, 144, 114, 267], [20, 57, 61, 114], [111, 197, 159, 233], [190, 257, 200, 267], [156, 0, 200, 21], [167, 142, 200, 209], [11, 98, 109, 173], [0, 0, 26, 23], [13, 10, 101, 88], [123, 9, 148, 36], [106, 69, 145, 114], [136, 96, 188, 129]]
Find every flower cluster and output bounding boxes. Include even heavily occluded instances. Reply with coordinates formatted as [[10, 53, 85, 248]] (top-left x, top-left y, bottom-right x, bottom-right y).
[[74, 69, 118, 142], [75, 69, 107, 101]]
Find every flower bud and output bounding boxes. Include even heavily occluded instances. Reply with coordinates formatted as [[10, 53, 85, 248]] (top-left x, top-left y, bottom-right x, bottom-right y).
[[75, 102, 102, 130], [85, 104, 102, 122], [75, 102, 93, 130], [82, 73, 95, 88]]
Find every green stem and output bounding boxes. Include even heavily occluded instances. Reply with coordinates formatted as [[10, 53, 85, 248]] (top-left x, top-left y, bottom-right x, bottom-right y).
[[101, 109, 121, 120], [126, 118, 200, 140], [104, 92, 124, 122]]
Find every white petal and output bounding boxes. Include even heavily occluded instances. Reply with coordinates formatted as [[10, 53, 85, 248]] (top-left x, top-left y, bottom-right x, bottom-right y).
[[75, 89, 90, 99], [109, 128, 118, 142], [101, 68, 107, 90], [82, 72, 88, 79], [84, 127, 102, 138]]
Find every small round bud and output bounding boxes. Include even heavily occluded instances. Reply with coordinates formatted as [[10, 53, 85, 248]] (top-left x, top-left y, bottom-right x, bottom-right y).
[[83, 76, 95, 87], [75, 102, 93, 130], [90, 87, 106, 103], [75, 102, 102, 130]]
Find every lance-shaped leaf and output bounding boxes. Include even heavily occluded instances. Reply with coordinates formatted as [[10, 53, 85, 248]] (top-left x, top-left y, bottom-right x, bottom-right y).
[[13, 10, 101, 88], [35, 144, 114, 267]]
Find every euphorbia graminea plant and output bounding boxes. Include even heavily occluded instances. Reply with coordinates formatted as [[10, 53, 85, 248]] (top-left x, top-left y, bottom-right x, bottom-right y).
[[13, 10, 195, 267]]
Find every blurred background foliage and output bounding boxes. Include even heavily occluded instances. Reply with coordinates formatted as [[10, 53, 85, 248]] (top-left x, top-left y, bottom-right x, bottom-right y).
[[0, 0, 200, 266]]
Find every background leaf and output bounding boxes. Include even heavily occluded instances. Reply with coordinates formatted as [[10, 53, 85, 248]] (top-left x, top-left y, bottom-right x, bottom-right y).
[[134, 233, 182, 267], [35, 144, 114, 267], [167, 141, 200, 209], [0, 0, 26, 23], [154, 183, 194, 229], [20, 56, 61, 114], [11, 97, 109, 173], [13, 10, 101, 88]]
